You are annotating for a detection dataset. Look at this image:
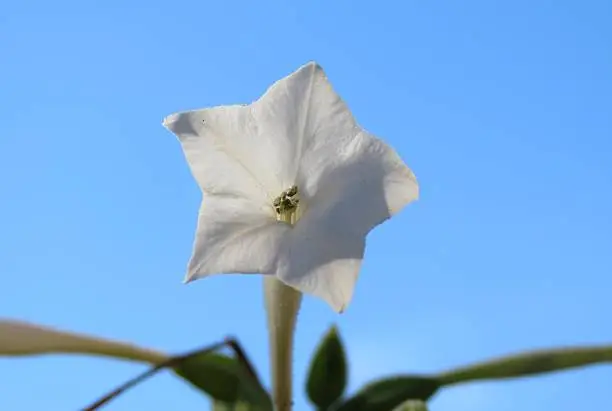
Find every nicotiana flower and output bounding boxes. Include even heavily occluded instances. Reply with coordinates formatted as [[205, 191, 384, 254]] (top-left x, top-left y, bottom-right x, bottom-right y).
[[163, 62, 418, 312]]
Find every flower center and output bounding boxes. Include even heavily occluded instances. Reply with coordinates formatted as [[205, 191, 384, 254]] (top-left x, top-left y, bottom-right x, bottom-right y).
[[273, 185, 300, 225]]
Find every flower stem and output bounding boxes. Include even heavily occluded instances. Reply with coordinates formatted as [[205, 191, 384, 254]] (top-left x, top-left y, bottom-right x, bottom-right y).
[[263, 276, 302, 411]]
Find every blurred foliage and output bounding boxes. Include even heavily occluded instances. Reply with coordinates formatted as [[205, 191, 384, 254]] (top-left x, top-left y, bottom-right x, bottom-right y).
[[392, 400, 429, 411], [175, 351, 272, 410], [1, 323, 611, 410], [306, 326, 348, 410]]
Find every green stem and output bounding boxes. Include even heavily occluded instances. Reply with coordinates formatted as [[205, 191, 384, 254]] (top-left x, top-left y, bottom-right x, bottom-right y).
[[0, 320, 166, 365], [263, 276, 302, 411], [437, 345, 612, 386]]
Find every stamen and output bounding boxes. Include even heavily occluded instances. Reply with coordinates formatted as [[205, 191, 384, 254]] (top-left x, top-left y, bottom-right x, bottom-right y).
[[273, 185, 300, 225]]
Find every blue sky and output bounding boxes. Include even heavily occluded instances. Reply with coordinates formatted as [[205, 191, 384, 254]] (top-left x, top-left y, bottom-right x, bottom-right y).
[[1, 0, 611, 410]]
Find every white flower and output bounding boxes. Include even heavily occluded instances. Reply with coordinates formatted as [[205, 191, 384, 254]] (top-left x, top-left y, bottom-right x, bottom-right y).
[[0, 318, 166, 364], [163, 62, 418, 312]]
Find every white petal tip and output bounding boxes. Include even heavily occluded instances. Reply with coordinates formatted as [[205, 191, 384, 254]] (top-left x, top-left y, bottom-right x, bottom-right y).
[[332, 302, 348, 314], [289, 61, 323, 78], [305, 60, 321, 69], [162, 113, 179, 129], [182, 272, 196, 284], [410, 183, 420, 203], [412, 174, 420, 200]]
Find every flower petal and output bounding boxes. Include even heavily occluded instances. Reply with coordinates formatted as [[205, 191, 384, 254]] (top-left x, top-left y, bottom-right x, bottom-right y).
[[0, 319, 166, 364], [275, 218, 364, 313], [163, 105, 282, 203], [303, 130, 419, 237], [252, 62, 358, 189], [185, 196, 290, 281], [277, 131, 418, 312]]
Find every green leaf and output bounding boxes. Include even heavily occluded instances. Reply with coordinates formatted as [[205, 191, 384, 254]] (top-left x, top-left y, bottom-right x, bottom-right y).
[[306, 326, 348, 410], [437, 344, 612, 386], [174, 352, 272, 410], [333, 376, 439, 411]]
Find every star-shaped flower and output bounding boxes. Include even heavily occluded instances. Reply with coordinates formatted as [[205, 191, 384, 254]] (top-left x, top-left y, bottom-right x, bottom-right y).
[[163, 62, 418, 312]]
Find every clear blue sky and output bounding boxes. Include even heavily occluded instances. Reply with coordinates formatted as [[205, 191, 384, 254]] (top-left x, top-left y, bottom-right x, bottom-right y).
[[1, 1, 611, 410]]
